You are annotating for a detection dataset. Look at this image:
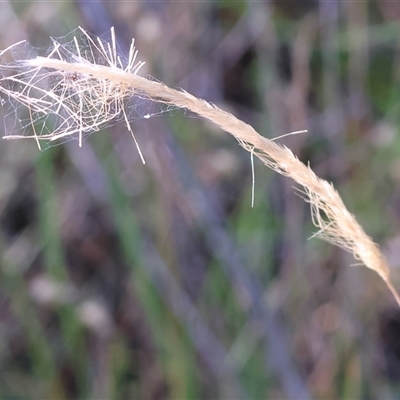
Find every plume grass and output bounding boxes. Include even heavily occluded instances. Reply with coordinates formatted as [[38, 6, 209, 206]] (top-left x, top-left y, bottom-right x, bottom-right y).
[[1, 27, 398, 306]]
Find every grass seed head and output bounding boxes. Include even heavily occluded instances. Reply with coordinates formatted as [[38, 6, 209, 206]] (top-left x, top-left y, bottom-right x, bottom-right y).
[[1, 27, 399, 306]]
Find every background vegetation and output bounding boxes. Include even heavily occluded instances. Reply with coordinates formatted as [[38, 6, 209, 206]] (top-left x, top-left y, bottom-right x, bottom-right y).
[[1, 0, 400, 399]]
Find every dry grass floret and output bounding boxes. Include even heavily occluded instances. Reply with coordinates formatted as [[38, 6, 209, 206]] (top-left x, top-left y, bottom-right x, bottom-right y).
[[1, 27, 399, 306]]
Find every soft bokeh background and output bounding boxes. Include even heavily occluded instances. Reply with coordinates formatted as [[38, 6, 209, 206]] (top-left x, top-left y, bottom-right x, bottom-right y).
[[1, 0, 400, 399]]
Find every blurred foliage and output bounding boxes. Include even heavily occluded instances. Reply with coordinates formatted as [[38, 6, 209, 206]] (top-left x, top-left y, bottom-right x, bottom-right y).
[[1, 0, 400, 399]]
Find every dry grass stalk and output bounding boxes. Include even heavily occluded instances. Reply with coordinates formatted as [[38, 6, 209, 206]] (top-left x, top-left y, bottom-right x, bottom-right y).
[[1, 28, 399, 306]]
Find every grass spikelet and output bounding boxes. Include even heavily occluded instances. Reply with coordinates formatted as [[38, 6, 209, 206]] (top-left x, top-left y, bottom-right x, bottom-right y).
[[1, 28, 399, 306]]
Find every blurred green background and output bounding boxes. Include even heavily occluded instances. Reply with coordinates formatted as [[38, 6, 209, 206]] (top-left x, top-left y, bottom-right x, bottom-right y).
[[1, 0, 400, 399]]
